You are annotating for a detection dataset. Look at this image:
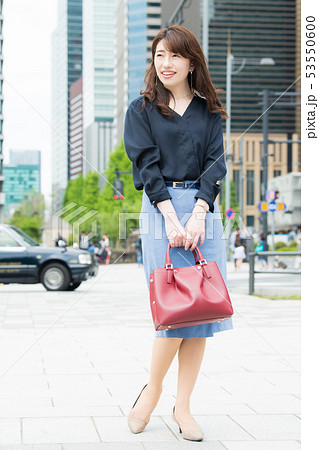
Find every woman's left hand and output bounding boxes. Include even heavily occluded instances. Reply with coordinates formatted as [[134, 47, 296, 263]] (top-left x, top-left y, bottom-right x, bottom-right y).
[[183, 206, 206, 251]]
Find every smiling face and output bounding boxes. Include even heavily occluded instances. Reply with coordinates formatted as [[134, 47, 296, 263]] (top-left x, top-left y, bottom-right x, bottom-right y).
[[154, 40, 193, 90]]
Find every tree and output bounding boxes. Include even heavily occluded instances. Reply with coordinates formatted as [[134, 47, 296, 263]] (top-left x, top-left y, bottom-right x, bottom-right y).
[[82, 172, 100, 211], [61, 140, 142, 245], [8, 192, 45, 242], [98, 139, 142, 244], [220, 180, 239, 227]]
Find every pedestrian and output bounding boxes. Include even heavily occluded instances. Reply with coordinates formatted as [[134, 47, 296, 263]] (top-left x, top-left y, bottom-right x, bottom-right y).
[[123, 24, 233, 441], [103, 233, 111, 265], [98, 234, 110, 265], [55, 235, 66, 247], [230, 227, 240, 268], [233, 231, 246, 271], [87, 240, 95, 253], [135, 235, 143, 267], [255, 234, 268, 270], [79, 231, 89, 250]]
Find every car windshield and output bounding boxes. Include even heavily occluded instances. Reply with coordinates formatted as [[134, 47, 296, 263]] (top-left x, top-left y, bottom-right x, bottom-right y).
[[9, 227, 39, 246]]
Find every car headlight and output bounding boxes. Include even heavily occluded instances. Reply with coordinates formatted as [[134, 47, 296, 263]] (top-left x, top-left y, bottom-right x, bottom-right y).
[[78, 254, 92, 264]]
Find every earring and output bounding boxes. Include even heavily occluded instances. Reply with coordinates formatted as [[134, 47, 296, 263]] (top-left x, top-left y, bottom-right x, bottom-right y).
[[156, 75, 158, 86], [190, 71, 193, 90]]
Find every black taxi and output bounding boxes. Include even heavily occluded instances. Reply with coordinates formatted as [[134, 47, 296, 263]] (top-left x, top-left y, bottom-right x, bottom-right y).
[[0, 224, 98, 291]]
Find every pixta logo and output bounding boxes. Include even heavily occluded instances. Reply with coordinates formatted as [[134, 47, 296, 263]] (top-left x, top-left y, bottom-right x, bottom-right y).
[[53, 202, 98, 245]]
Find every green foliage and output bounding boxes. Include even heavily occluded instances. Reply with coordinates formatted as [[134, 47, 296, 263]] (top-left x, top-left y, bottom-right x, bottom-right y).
[[7, 192, 45, 242], [8, 216, 43, 242], [275, 241, 286, 250], [274, 240, 298, 251], [275, 245, 298, 251], [220, 180, 239, 227], [83, 172, 100, 211], [63, 175, 84, 207], [61, 140, 142, 245], [253, 293, 301, 300], [99, 139, 143, 243]]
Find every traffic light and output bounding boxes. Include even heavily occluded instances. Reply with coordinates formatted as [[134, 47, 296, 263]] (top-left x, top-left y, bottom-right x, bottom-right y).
[[113, 179, 124, 200]]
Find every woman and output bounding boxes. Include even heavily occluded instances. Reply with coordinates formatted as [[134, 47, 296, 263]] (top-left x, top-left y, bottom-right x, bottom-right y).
[[233, 230, 246, 271], [124, 24, 233, 441]]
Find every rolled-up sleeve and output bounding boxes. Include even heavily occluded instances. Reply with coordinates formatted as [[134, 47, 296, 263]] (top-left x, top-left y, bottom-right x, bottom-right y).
[[124, 103, 172, 206], [194, 112, 227, 213]]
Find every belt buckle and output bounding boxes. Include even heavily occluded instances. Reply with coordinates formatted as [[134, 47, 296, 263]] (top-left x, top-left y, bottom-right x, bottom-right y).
[[173, 181, 184, 188]]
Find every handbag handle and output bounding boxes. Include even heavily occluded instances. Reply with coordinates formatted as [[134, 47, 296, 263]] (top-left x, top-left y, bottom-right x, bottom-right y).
[[164, 243, 207, 268]]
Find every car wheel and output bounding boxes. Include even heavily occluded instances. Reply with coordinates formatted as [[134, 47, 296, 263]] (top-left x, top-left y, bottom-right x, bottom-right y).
[[40, 263, 71, 291], [66, 281, 82, 291]]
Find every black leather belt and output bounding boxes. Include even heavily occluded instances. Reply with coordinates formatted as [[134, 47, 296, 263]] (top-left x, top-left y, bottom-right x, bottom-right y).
[[165, 181, 200, 189]]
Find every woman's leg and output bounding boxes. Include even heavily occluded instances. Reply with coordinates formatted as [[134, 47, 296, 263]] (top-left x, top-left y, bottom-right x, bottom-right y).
[[130, 336, 182, 422], [236, 258, 243, 270], [174, 338, 206, 429]]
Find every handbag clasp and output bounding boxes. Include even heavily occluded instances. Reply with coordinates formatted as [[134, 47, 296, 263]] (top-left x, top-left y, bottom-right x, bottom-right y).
[[165, 263, 173, 269], [199, 259, 207, 265]]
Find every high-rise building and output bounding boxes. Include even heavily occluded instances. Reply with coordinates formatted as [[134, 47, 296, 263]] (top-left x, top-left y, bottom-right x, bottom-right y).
[[115, 0, 162, 143], [162, 0, 297, 134], [114, 0, 129, 145], [69, 77, 83, 180], [0, 0, 4, 223], [161, 0, 300, 231], [10, 150, 41, 166], [82, 0, 116, 178], [3, 163, 41, 216], [51, 0, 82, 210]]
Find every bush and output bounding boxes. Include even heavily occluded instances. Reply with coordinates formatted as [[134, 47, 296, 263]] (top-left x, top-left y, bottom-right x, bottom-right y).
[[275, 241, 286, 250], [275, 245, 298, 251]]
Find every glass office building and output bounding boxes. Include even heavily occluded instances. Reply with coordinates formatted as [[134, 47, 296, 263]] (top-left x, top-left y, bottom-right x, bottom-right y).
[[206, 0, 296, 133], [0, 0, 4, 222], [162, 0, 296, 134], [82, 0, 116, 177], [3, 165, 41, 215], [51, 0, 82, 209], [83, 0, 115, 126], [161, 0, 299, 231], [128, 0, 161, 103]]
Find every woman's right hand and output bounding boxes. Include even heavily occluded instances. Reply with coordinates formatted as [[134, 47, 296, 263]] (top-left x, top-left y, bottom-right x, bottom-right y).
[[164, 213, 186, 247]]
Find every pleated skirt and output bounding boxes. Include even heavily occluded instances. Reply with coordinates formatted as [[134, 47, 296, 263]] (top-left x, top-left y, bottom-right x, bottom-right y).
[[139, 183, 234, 338]]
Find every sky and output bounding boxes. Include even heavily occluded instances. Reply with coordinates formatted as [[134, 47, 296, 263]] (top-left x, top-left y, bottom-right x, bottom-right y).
[[3, 0, 57, 200]]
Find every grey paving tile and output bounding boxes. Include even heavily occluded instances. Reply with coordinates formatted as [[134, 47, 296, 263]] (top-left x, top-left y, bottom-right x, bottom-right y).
[[162, 415, 253, 441], [0, 446, 62, 450], [93, 416, 177, 442], [0, 398, 53, 411], [0, 263, 300, 447], [0, 406, 122, 418], [143, 442, 225, 449], [229, 415, 300, 440], [22, 418, 100, 444], [0, 418, 21, 445], [222, 441, 300, 450], [246, 394, 300, 414], [63, 444, 144, 450]]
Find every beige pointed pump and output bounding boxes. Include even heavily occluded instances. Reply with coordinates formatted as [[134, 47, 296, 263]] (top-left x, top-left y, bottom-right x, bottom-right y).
[[172, 406, 204, 441], [127, 384, 149, 434]]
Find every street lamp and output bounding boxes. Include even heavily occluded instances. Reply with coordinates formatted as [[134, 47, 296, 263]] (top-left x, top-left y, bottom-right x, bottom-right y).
[[225, 31, 275, 261]]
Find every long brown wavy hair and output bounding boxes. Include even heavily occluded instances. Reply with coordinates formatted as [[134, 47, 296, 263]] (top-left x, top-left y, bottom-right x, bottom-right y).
[[140, 24, 227, 119]]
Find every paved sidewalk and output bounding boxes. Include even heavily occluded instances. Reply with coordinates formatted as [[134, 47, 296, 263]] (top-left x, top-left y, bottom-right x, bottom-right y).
[[0, 263, 300, 449]]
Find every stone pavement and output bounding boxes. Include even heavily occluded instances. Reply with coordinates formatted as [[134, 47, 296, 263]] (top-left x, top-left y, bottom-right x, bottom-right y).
[[0, 262, 300, 449]]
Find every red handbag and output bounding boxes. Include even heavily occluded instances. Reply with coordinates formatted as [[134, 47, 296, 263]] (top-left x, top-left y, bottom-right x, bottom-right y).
[[150, 244, 233, 331]]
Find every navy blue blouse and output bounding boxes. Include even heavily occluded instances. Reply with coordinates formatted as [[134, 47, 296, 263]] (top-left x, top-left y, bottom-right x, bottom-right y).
[[123, 95, 227, 213]]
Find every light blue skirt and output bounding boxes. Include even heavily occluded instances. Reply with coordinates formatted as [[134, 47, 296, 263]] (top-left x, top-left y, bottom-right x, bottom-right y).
[[139, 183, 234, 339]]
